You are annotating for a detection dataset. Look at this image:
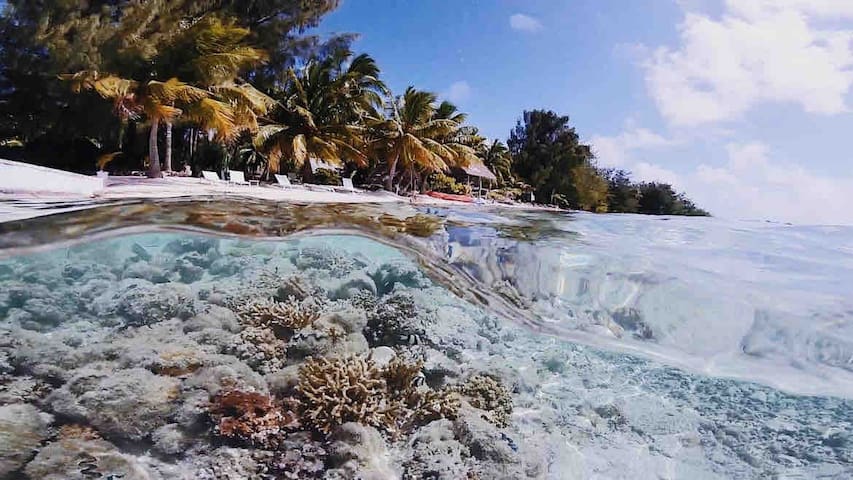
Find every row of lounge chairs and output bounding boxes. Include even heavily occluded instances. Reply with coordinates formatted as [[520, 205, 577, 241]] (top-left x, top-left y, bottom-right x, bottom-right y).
[[201, 170, 361, 193]]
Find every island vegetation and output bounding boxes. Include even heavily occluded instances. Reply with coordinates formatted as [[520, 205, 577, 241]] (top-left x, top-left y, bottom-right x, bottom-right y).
[[0, 0, 708, 216]]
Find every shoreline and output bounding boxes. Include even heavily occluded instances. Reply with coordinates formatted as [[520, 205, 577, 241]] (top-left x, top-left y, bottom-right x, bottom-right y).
[[0, 175, 561, 223]]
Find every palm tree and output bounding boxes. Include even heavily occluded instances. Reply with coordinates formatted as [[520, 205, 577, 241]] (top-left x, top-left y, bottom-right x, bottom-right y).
[[372, 87, 475, 192], [257, 49, 386, 176], [157, 16, 273, 172], [480, 139, 513, 187], [62, 72, 212, 177]]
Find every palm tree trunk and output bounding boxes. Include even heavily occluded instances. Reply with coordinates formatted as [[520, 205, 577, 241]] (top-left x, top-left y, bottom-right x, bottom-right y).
[[164, 121, 173, 173], [148, 118, 161, 178], [385, 155, 399, 191]]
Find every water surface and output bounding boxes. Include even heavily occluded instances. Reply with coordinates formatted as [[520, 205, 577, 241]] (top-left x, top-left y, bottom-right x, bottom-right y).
[[0, 198, 851, 479]]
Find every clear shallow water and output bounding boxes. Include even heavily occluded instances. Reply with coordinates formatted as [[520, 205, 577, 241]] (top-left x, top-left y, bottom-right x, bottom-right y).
[[0, 199, 851, 479]]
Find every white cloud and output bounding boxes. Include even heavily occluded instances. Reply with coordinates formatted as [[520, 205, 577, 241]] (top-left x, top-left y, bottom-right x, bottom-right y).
[[685, 142, 853, 224], [641, 2, 853, 126], [445, 81, 472, 103], [589, 125, 853, 223], [727, 0, 853, 20], [590, 127, 677, 167], [626, 142, 853, 224], [509, 14, 543, 33], [632, 162, 682, 186]]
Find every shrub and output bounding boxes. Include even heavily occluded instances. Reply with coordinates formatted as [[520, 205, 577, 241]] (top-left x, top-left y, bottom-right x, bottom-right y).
[[429, 173, 471, 195], [313, 168, 342, 186]]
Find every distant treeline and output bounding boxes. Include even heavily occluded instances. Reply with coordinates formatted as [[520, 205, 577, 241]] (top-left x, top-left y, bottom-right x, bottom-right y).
[[507, 110, 708, 215]]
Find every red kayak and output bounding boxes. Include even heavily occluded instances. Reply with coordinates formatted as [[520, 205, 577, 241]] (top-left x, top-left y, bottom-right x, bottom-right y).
[[426, 191, 475, 203]]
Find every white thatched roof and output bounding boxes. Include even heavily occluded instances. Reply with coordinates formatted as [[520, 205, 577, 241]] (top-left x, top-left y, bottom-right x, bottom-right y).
[[461, 159, 497, 181]]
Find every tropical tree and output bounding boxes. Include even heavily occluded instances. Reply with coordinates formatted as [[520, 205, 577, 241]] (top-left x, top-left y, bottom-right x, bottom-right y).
[[257, 48, 385, 175], [372, 87, 474, 192], [480, 139, 513, 187], [508, 110, 594, 205], [155, 16, 273, 172], [571, 162, 609, 212], [601, 168, 640, 213], [0, 0, 344, 172], [61, 73, 214, 177]]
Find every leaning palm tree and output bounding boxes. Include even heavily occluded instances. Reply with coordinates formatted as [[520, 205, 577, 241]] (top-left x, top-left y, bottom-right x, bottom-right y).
[[371, 87, 475, 192], [257, 49, 386, 176], [62, 72, 215, 177]]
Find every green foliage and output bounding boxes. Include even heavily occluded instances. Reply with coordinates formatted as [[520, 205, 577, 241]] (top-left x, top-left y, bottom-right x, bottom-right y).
[[312, 168, 342, 186], [371, 86, 475, 192], [508, 110, 593, 206], [0, 0, 338, 173], [637, 182, 709, 216], [507, 110, 708, 216], [429, 173, 471, 195], [486, 188, 522, 203], [601, 168, 640, 213], [257, 47, 385, 174], [571, 162, 609, 212], [479, 139, 513, 187]]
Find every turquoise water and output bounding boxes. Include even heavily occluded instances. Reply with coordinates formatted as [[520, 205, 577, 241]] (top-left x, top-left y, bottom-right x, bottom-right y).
[[0, 199, 851, 479]]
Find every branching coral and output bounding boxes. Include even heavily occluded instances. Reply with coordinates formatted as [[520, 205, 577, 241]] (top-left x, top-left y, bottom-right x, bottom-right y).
[[292, 246, 364, 277], [414, 389, 460, 425], [209, 390, 298, 449], [455, 375, 513, 427], [296, 356, 388, 435], [382, 357, 459, 429], [237, 296, 322, 333], [296, 355, 458, 436], [349, 289, 377, 311]]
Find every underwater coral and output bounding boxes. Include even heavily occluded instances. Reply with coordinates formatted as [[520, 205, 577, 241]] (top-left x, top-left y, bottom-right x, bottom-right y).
[[3, 233, 836, 479]]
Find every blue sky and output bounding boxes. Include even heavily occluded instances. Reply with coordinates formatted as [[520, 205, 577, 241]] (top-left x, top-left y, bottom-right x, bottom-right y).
[[317, 0, 853, 224]]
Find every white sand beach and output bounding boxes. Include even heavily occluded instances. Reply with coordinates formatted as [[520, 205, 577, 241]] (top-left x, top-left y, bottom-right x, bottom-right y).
[[0, 160, 549, 222]]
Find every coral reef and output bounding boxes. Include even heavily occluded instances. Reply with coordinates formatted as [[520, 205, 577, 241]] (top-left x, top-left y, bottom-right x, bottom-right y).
[[296, 355, 388, 434], [236, 296, 322, 333], [296, 354, 458, 436], [0, 403, 54, 476], [292, 246, 366, 277], [365, 291, 428, 346], [46, 366, 181, 440], [228, 326, 287, 374], [4, 231, 817, 478], [24, 438, 151, 480], [325, 422, 399, 479], [452, 407, 531, 479], [209, 390, 298, 449], [261, 432, 327, 479], [369, 260, 432, 296], [402, 419, 471, 480], [456, 375, 513, 428], [98, 279, 197, 326]]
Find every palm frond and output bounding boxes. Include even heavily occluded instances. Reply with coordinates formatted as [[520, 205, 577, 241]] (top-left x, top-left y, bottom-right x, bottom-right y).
[[147, 78, 208, 104], [183, 98, 237, 141], [214, 83, 277, 115]]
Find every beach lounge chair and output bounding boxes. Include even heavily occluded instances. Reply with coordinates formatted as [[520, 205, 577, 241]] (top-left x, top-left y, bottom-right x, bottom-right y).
[[274, 174, 306, 190], [335, 177, 361, 193], [228, 170, 252, 186], [202, 171, 225, 183]]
